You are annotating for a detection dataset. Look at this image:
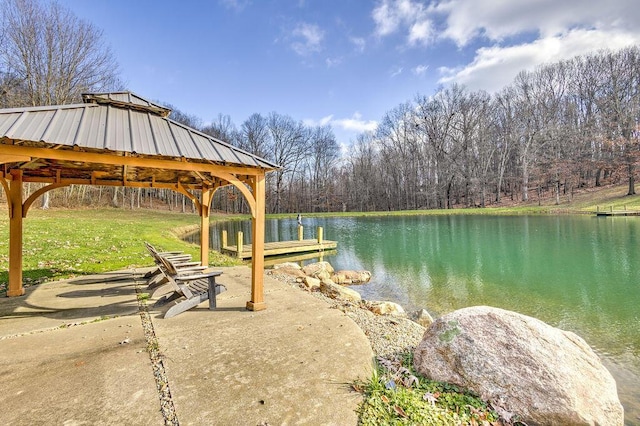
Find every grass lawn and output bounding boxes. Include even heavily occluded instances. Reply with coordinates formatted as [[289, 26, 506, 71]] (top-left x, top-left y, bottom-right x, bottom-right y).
[[0, 208, 244, 293]]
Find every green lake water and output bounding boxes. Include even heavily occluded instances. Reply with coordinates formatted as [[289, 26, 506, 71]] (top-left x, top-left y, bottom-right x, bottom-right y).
[[207, 215, 640, 423]]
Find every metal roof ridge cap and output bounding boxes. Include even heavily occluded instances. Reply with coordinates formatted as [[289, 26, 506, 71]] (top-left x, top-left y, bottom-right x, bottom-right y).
[[0, 103, 96, 114]]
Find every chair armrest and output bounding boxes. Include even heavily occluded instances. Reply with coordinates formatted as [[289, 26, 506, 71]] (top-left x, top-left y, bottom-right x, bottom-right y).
[[174, 266, 208, 274], [175, 271, 223, 281]]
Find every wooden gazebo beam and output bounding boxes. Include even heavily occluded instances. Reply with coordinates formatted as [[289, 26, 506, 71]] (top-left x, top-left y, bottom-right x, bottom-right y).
[[0, 144, 264, 177], [1, 145, 270, 311], [7, 169, 24, 296]]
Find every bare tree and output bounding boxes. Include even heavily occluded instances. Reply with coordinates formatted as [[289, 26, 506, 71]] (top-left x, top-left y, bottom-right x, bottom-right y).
[[307, 125, 339, 212], [267, 112, 310, 213], [239, 113, 271, 158], [0, 0, 122, 106], [0, 0, 122, 209], [165, 103, 203, 129], [202, 113, 239, 143]]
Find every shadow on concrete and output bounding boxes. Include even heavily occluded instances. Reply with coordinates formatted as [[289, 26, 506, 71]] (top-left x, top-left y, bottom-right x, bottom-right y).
[[0, 270, 145, 336]]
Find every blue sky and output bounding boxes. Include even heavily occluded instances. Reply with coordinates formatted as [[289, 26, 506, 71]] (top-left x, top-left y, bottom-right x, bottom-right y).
[[59, 0, 640, 146]]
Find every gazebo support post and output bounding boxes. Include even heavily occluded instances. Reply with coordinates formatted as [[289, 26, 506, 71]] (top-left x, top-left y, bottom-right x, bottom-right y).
[[246, 173, 266, 311], [7, 170, 25, 296], [200, 186, 212, 266]]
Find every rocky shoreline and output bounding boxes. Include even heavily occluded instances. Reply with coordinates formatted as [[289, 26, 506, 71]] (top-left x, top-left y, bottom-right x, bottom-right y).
[[266, 262, 426, 359], [266, 261, 626, 425]]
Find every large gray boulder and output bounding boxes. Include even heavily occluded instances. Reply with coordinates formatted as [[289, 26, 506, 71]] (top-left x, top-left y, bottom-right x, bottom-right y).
[[413, 306, 623, 426]]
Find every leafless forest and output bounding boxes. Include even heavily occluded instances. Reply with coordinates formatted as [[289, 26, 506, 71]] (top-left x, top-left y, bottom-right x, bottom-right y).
[[2, 0, 639, 214]]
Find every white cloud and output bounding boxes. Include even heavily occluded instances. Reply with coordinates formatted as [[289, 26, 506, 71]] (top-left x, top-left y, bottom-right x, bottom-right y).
[[306, 112, 379, 134], [370, 0, 640, 92], [291, 22, 324, 55], [333, 112, 378, 133], [438, 28, 640, 92], [372, 0, 433, 45], [412, 64, 429, 76], [326, 57, 342, 67], [390, 66, 403, 78], [350, 36, 366, 53], [436, 0, 640, 46], [219, 0, 250, 12]]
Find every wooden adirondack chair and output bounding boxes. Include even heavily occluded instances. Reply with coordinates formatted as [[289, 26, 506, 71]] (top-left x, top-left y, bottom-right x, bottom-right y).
[[152, 254, 225, 319], [144, 242, 206, 296]]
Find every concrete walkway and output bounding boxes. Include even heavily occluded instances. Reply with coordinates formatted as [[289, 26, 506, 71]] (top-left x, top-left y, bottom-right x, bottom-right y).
[[0, 267, 373, 425]]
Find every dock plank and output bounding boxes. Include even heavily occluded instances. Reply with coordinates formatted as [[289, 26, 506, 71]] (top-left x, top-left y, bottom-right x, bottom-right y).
[[595, 210, 640, 216]]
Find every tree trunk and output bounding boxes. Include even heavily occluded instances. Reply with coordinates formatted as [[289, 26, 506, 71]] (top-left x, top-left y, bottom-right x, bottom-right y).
[[41, 192, 50, 209], [627, 162, 636, 195], [111, 187, 119, 207], [522, 162, 529, 202]]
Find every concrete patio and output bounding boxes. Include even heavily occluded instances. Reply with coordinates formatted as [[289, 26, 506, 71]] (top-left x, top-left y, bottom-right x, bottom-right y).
[[0, 266, 373, 425]]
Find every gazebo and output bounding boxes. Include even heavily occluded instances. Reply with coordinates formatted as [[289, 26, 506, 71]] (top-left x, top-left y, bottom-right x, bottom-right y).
[[0, 92, 278, 311]]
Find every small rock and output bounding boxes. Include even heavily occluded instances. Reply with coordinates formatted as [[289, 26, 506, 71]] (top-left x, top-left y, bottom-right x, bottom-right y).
[[331, 270, 372, 285], [303, 261, 334, 281], [414, 308, 434, 328], [366, 301, 406, 316], [320, 279, 361, 302], [273, 265, 306, 279], [303, 276, 321, 291], [273, 262, 301, 270]]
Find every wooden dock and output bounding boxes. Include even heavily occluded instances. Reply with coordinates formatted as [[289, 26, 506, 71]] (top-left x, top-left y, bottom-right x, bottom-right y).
[[594, 206, 640, 216], [219, 226, 337, 260], [595, 210, 640, 216]]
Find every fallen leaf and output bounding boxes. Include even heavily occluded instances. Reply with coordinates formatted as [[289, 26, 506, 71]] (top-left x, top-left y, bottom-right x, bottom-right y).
[[393, 405, 408, 418]]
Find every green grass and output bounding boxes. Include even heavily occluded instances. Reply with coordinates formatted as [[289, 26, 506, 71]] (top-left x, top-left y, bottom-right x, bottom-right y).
[[356, 352, 500, 425], [271, 184, 640, 219], [0, 208, 244, 293]]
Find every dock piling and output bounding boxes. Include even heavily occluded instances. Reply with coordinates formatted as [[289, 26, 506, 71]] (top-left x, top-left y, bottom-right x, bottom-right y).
[[237, 231, 243, 259], [221, 230, 228, 248]]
